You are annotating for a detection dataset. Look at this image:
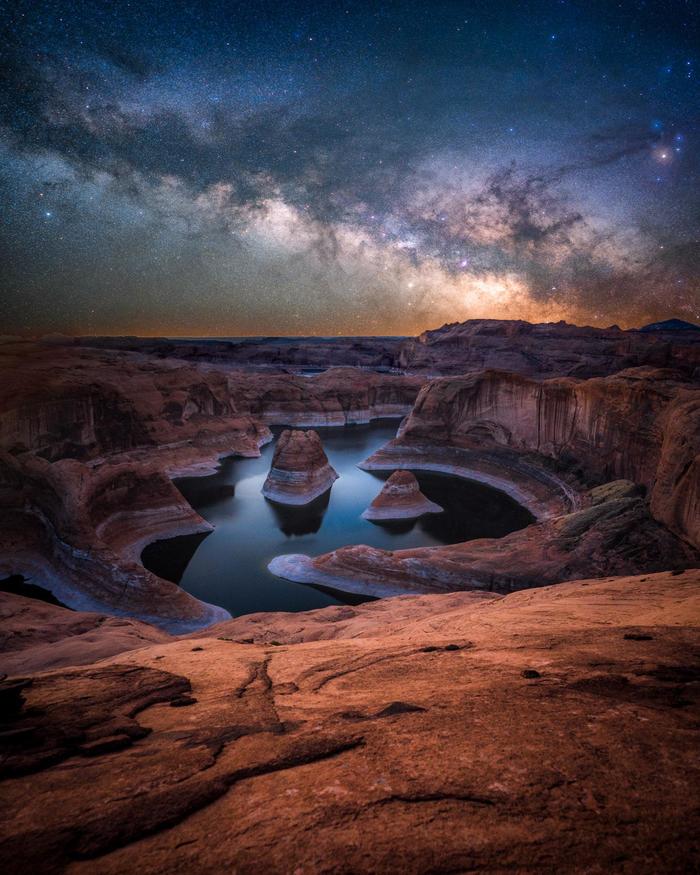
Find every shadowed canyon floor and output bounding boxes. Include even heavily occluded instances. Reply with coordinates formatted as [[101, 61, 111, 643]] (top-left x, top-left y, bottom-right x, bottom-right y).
[[0, 570, 699, 873]]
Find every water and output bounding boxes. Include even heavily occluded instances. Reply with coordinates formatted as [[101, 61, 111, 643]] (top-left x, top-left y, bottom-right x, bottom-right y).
[[142, 421, 534, 617]]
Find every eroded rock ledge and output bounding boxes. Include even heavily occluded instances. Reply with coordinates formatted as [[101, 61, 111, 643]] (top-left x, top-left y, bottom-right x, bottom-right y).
[[270, 480, 698, 599], [270, 366, 700, 600], [396, 367, 700, 549]]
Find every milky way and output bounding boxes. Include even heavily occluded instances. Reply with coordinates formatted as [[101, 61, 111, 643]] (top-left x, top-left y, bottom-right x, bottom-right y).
[[1, 0, 698, 335]]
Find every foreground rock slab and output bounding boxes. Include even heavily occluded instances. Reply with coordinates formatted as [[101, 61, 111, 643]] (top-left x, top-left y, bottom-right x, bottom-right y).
[[0, 570, 698, 873], [362, 470, 443, 520], [262, 429, 339, 505]]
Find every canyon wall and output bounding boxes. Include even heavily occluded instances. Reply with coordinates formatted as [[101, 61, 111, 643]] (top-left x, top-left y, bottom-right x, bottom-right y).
[[399, 368, 700, 548], [0, 451, 226, 631], [0, 345, 422, 460], [228, 367, 423, 426]]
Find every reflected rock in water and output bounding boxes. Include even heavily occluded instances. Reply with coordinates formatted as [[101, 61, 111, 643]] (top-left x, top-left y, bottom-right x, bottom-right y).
[[141, 531, 211, 584], [365, 518, 417, 536], [267, 488, 331, 536]]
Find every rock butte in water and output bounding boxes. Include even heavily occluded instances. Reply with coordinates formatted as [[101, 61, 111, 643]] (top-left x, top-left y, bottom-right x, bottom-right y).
[[361, 469, 443, 520], [262, 428, 339, 505]]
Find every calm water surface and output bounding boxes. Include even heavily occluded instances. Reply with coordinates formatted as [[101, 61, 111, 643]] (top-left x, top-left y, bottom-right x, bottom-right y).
[[142, 421, 533, 616]]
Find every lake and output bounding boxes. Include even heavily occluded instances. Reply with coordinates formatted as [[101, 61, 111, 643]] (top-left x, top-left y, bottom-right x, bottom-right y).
[[142, 421, 534, 616]]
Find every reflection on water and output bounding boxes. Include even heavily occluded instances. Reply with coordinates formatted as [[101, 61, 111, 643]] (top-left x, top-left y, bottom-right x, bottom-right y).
[[142, 421, 534, 617], [267, 489, 331, 536]]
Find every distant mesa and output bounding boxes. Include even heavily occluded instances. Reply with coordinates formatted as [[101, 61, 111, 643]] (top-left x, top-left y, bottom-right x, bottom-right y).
[[639, 318, 700, 332], [262, 429, 339, 505], [362, 470, 443, 521]]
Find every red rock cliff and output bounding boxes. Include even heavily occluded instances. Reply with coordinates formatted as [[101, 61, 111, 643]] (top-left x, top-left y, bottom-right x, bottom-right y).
[[400, 368, 700, 548]]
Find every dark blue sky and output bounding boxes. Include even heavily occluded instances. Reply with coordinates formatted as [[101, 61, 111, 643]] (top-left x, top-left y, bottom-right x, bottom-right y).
[[1, 0, 698, 335]]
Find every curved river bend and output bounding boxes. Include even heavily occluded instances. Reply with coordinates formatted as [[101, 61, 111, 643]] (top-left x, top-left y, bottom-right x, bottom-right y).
[[142, 421, 533, 617]]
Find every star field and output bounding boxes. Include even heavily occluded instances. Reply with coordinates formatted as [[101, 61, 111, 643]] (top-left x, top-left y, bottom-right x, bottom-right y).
[[1, 0, 698, 335]]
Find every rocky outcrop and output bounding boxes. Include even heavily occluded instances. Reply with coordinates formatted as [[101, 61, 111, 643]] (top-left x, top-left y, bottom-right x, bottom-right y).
[[262, 430, 338, 505], [0, 452, 228, 632], [362, 471, 443, 520], [397, 368, 700, 549], [0, 591, 170, 675], [0, 570, 698, 872], [270, 479, 698, 598], [398, 319, 700, 378]]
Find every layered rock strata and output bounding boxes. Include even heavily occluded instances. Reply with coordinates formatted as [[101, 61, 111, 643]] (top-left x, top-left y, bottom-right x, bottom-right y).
[[0, 344, 419, 624], [0, 570, 698, 872], [231, 367, 422, 426], [359, 440, 580, 520], [262, 429, 338, 505], [1, 333, 698, 629], [361, 470, 443, 520], [0, 452, 229, 632]]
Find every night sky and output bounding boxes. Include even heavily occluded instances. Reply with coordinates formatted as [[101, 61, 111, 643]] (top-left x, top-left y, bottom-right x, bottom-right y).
[[1, 0, 698, 336]]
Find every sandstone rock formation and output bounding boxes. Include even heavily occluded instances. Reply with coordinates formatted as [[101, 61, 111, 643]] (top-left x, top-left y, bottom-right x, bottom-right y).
[[0, 344, 418, 624], [272, 366, 699, 601], [262, 429, 339, 505], [0, 451, 228, 632], [0, 570, 698, 872], [361, 470, 442, 520], [0, 326, 697, 629]]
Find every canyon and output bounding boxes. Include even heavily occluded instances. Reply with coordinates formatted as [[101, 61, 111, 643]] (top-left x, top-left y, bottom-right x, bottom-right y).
[[272, 367, 699, 598], [1, 318, 699, 872]]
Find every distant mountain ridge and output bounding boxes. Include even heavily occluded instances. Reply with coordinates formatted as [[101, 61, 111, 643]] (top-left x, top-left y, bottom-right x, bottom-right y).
[[639, 318, 700, 332]]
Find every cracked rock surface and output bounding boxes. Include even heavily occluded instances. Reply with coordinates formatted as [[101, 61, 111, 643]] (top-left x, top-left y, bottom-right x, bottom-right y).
[[0, 569, 698, 873]]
